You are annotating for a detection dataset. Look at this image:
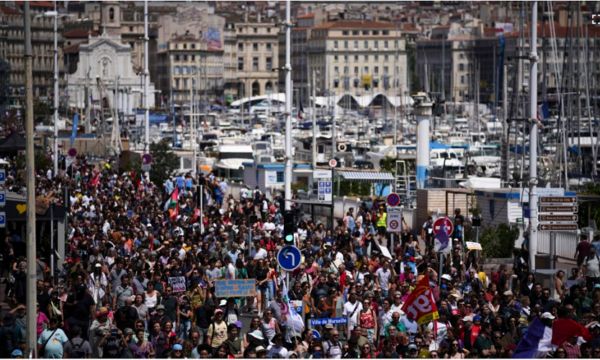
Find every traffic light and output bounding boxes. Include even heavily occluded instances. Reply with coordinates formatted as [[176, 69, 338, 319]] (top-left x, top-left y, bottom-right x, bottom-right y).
[[283, 210, 295, 245]]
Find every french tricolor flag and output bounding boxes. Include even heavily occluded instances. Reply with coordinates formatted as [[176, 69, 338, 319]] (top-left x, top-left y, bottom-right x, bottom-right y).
[[512, 317, 593, 358]]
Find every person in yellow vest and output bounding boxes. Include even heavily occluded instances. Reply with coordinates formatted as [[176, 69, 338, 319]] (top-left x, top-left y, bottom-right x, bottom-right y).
[[376, 205, 387, 241]]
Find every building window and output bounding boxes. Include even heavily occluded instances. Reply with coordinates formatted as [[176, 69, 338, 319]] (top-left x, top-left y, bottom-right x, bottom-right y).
[[109, 8, 115, 22], [174, 66, 180, 74], [129, 26, 133, 32], [383, 66, 389, 75], [183, 55, 188, 61], [460, 75, 465, 84], [276, 171, 284, 182], [182, 66, 189, 75], [344, 41, 348, 49], [175, 78, 180, 89], [183, 78, 188, 89], [344, 66, 348, 74], [238, 57, 244, 70], [254, 28, 258, 34], [129, 42, 134, 49], [459, 64, 464, 71], [363, 30, 369, 35], [354, 66, 358, 75], [384, 55, 388, 61], [382, 30, 389, 35], [191, 44, 196, 49], [395, 40, 398, 49], [374, 55, 378, 61], [253, 57, 258, 71], [374, 41, 378, 49], [267, 27, 271, 33], [334, 66, 339, 75], [183, 44, 187, 49], [354, 55, 358, 61], [266, 57, 272, 71], [363, 67, 368, 74], [384, 40, 388, 49], [334, 40, 338, 49], [266, 43, 272, 51], [191, 55, 195, 61], [372, 30, 379, 35], [354, 41, 358, 49], [374, 66, 379, 74], [459, 53, 464, 59], [238, 43, 243, 51], [364, 55, 368, 61], [334, 55, 338, 61], [342, 30, 349, 35], [352, 30, 359, 35], [253, 43, 258, 51]]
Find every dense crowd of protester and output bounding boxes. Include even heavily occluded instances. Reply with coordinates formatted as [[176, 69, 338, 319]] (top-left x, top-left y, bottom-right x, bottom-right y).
[[1, 150, 600, 359]]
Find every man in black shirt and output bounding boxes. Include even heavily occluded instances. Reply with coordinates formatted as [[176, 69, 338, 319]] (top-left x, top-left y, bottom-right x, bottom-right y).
[[310, 276, 330, 317], [195, 298, 215, 344], [65, 283, 96, 341], [37, 280, 51, 319]]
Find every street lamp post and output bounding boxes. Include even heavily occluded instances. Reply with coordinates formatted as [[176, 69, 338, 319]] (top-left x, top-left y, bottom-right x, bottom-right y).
[[36, 5, 74, 176]]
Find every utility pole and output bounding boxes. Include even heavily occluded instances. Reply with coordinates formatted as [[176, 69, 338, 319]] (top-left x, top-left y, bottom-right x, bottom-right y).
[[284, 0, 292, 210], [143, 0, 150, 153], [529, 1, 539, 271], [310, 67, 317, 169], [24, 2, 37, 356], [52, 1, 59, 176]]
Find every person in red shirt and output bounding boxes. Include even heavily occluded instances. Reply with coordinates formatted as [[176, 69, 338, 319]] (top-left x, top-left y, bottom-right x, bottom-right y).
[[575, 235, 592, 268], [458, 316, 480, 353]]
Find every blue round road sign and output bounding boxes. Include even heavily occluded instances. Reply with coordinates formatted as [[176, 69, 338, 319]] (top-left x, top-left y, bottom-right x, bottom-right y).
[[386, 193, 400, 207], [277, 246, 302, 271], [142, 154, 153, 165], [311, 329, 321, 339], [67, 148, 77, 157]]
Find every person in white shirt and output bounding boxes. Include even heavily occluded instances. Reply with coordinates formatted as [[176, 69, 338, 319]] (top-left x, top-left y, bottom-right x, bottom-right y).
[[224, 257, 236, 279], [267, 334, 288, 358], [342, 291, 363, 337], [254, 242, 267, 260], [263, 217, 276, 232], [427, 308, 452, 345]]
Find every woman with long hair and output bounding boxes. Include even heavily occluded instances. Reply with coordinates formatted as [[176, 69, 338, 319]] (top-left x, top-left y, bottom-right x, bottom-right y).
[[134, 293, 149, 328], [447, 340, 464, 359], [244, 317, 265, 348], [255, 259, 269, 317], [359, 297, 377, 345], [261, 309, 281, 345], [131, 328, 155, 359]]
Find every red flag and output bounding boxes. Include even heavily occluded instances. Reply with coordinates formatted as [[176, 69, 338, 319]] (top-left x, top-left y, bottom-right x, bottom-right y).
[[193, 207, 201, 220], [170, 205, 179, 220], [401, 276, 439, 325], [90, 171, 100, 187], [551, 318, 593, 345]]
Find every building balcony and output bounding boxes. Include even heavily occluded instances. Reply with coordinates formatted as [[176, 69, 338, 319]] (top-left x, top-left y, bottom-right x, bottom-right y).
[[224, 35, 237, 42]]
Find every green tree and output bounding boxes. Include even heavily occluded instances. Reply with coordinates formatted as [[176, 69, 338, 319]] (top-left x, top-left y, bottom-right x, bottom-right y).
[[478, 223, 520, 258], [16, 149, 51, 170], [579, 183, 600, 228], [127, 139, 179, 186]]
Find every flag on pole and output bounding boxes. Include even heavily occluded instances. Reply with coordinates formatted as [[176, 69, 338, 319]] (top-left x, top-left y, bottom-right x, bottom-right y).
[[281, 283, 305, 333], [90, 171, 100, 188], [164, 187, 179, 213], [511, 318, 554, 358], [401, 276, 439, 325]]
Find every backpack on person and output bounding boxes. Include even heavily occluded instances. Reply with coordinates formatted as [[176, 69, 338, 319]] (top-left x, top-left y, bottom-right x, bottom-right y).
[[67, 339, 88, 358]]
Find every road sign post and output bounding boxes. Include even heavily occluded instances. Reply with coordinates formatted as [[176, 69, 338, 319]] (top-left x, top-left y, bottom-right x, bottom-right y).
[[538, 194, 578, 232], [386, 193, 400, 208], [277, 246, 302, 271], [0, 212, 6, 228], [538, 224, 578, 231], [67, 148, 77, 158], [433, 217, 454, 236], [0, 169, 5, 185], [539, 196, 577, 204]]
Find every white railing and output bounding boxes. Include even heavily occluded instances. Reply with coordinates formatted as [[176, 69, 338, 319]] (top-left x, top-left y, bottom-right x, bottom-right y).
[[537, 230, 579, 259]]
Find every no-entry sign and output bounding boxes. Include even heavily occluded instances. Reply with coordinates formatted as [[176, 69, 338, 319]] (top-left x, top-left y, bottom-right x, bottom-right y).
[[433, 217, 454, 236]]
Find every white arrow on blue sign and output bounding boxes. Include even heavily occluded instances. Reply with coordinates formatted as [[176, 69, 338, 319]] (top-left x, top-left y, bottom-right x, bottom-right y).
[[0, 212, 6, 228], [277, 246, 302, 271], [0, 190, 5, 207], [0, 169, 5, 185]]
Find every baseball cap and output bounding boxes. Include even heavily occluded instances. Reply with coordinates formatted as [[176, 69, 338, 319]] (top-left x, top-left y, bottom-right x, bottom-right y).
[[541, 312, 555, 320], [214, 309, 224, 314], [408, 344, 418, 351], [441, 274, 452, 281], [173, 344, 183, 351], [156, 305, 165, 310], [462, 316, 473, 322]]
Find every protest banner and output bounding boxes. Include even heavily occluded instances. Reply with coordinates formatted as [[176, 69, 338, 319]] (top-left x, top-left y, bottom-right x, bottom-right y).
[[215, 279, 256, 298], [310, 317, 348, 327], [169, 276, 186, 293], [466, 241, 482, 250]]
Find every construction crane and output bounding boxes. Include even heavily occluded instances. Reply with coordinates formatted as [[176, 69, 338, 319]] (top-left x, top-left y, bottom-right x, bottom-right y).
[[96, 75, 122, 155]]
